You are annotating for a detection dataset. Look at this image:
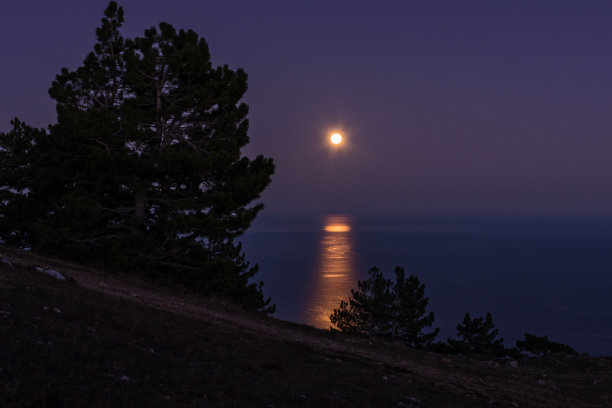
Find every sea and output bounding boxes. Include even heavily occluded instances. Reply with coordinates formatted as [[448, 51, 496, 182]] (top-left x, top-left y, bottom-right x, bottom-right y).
[[240, 214, 612, 356]]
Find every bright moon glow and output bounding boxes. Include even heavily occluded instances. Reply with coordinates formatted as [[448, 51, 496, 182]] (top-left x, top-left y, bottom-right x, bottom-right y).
[[324, 224, 350, 232], [331, 133, 342, 144]]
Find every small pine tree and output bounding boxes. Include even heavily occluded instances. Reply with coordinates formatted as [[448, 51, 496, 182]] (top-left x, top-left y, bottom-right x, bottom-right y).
[[516, 333, 577, 355], [448, 312, 506, 355], [330, 266, 439, 348], [391, 267, 439, 348], [330, 266, 392, 338]]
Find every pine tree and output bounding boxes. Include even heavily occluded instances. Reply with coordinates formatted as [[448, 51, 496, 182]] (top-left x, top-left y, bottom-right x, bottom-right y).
[[1, 2, 275, 312], [447, 312, 506, 355], [391, 267, 439, 348], [516, 333, 577, 355], [330, 266, 439, 348], [330, 266, 392, 337], [36, 1, 140, 261]]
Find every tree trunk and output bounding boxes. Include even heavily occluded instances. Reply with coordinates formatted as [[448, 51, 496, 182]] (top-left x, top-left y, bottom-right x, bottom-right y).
[[392, 290, 399, 341]]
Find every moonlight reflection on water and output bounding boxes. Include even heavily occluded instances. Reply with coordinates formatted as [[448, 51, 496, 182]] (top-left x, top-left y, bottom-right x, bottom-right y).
[[302, 215, 357, 328]]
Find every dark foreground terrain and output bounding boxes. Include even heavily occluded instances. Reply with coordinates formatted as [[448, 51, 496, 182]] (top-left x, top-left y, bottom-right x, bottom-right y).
[[1, 251, 611, 407]]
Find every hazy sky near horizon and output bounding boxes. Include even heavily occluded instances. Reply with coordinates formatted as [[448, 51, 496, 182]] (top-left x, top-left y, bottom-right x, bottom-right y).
[[2, 1, 612, 215]]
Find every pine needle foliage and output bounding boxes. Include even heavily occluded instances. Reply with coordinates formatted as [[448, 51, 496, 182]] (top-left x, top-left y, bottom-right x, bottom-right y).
[[447, 312, 506, 355]]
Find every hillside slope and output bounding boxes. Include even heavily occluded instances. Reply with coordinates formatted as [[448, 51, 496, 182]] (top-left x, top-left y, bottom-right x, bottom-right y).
[[1, 250, 611, 407]]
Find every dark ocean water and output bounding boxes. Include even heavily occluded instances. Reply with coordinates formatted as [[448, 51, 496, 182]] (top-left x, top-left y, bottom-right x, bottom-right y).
[[240, 214, 612, 355]]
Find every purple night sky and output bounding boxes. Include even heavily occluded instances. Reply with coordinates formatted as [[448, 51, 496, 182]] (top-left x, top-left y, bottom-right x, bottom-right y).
[[2, 1, 612, 215]]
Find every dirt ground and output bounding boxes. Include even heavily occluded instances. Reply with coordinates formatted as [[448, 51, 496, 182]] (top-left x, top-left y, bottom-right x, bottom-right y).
[[1, 250, 611, 407]]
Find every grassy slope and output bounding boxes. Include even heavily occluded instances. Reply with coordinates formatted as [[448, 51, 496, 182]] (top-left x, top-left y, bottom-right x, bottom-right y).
[[1, 252, 611, 407]]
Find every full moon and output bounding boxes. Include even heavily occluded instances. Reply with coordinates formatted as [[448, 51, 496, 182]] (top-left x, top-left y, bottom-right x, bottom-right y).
[[331, 133, 342, 144]]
